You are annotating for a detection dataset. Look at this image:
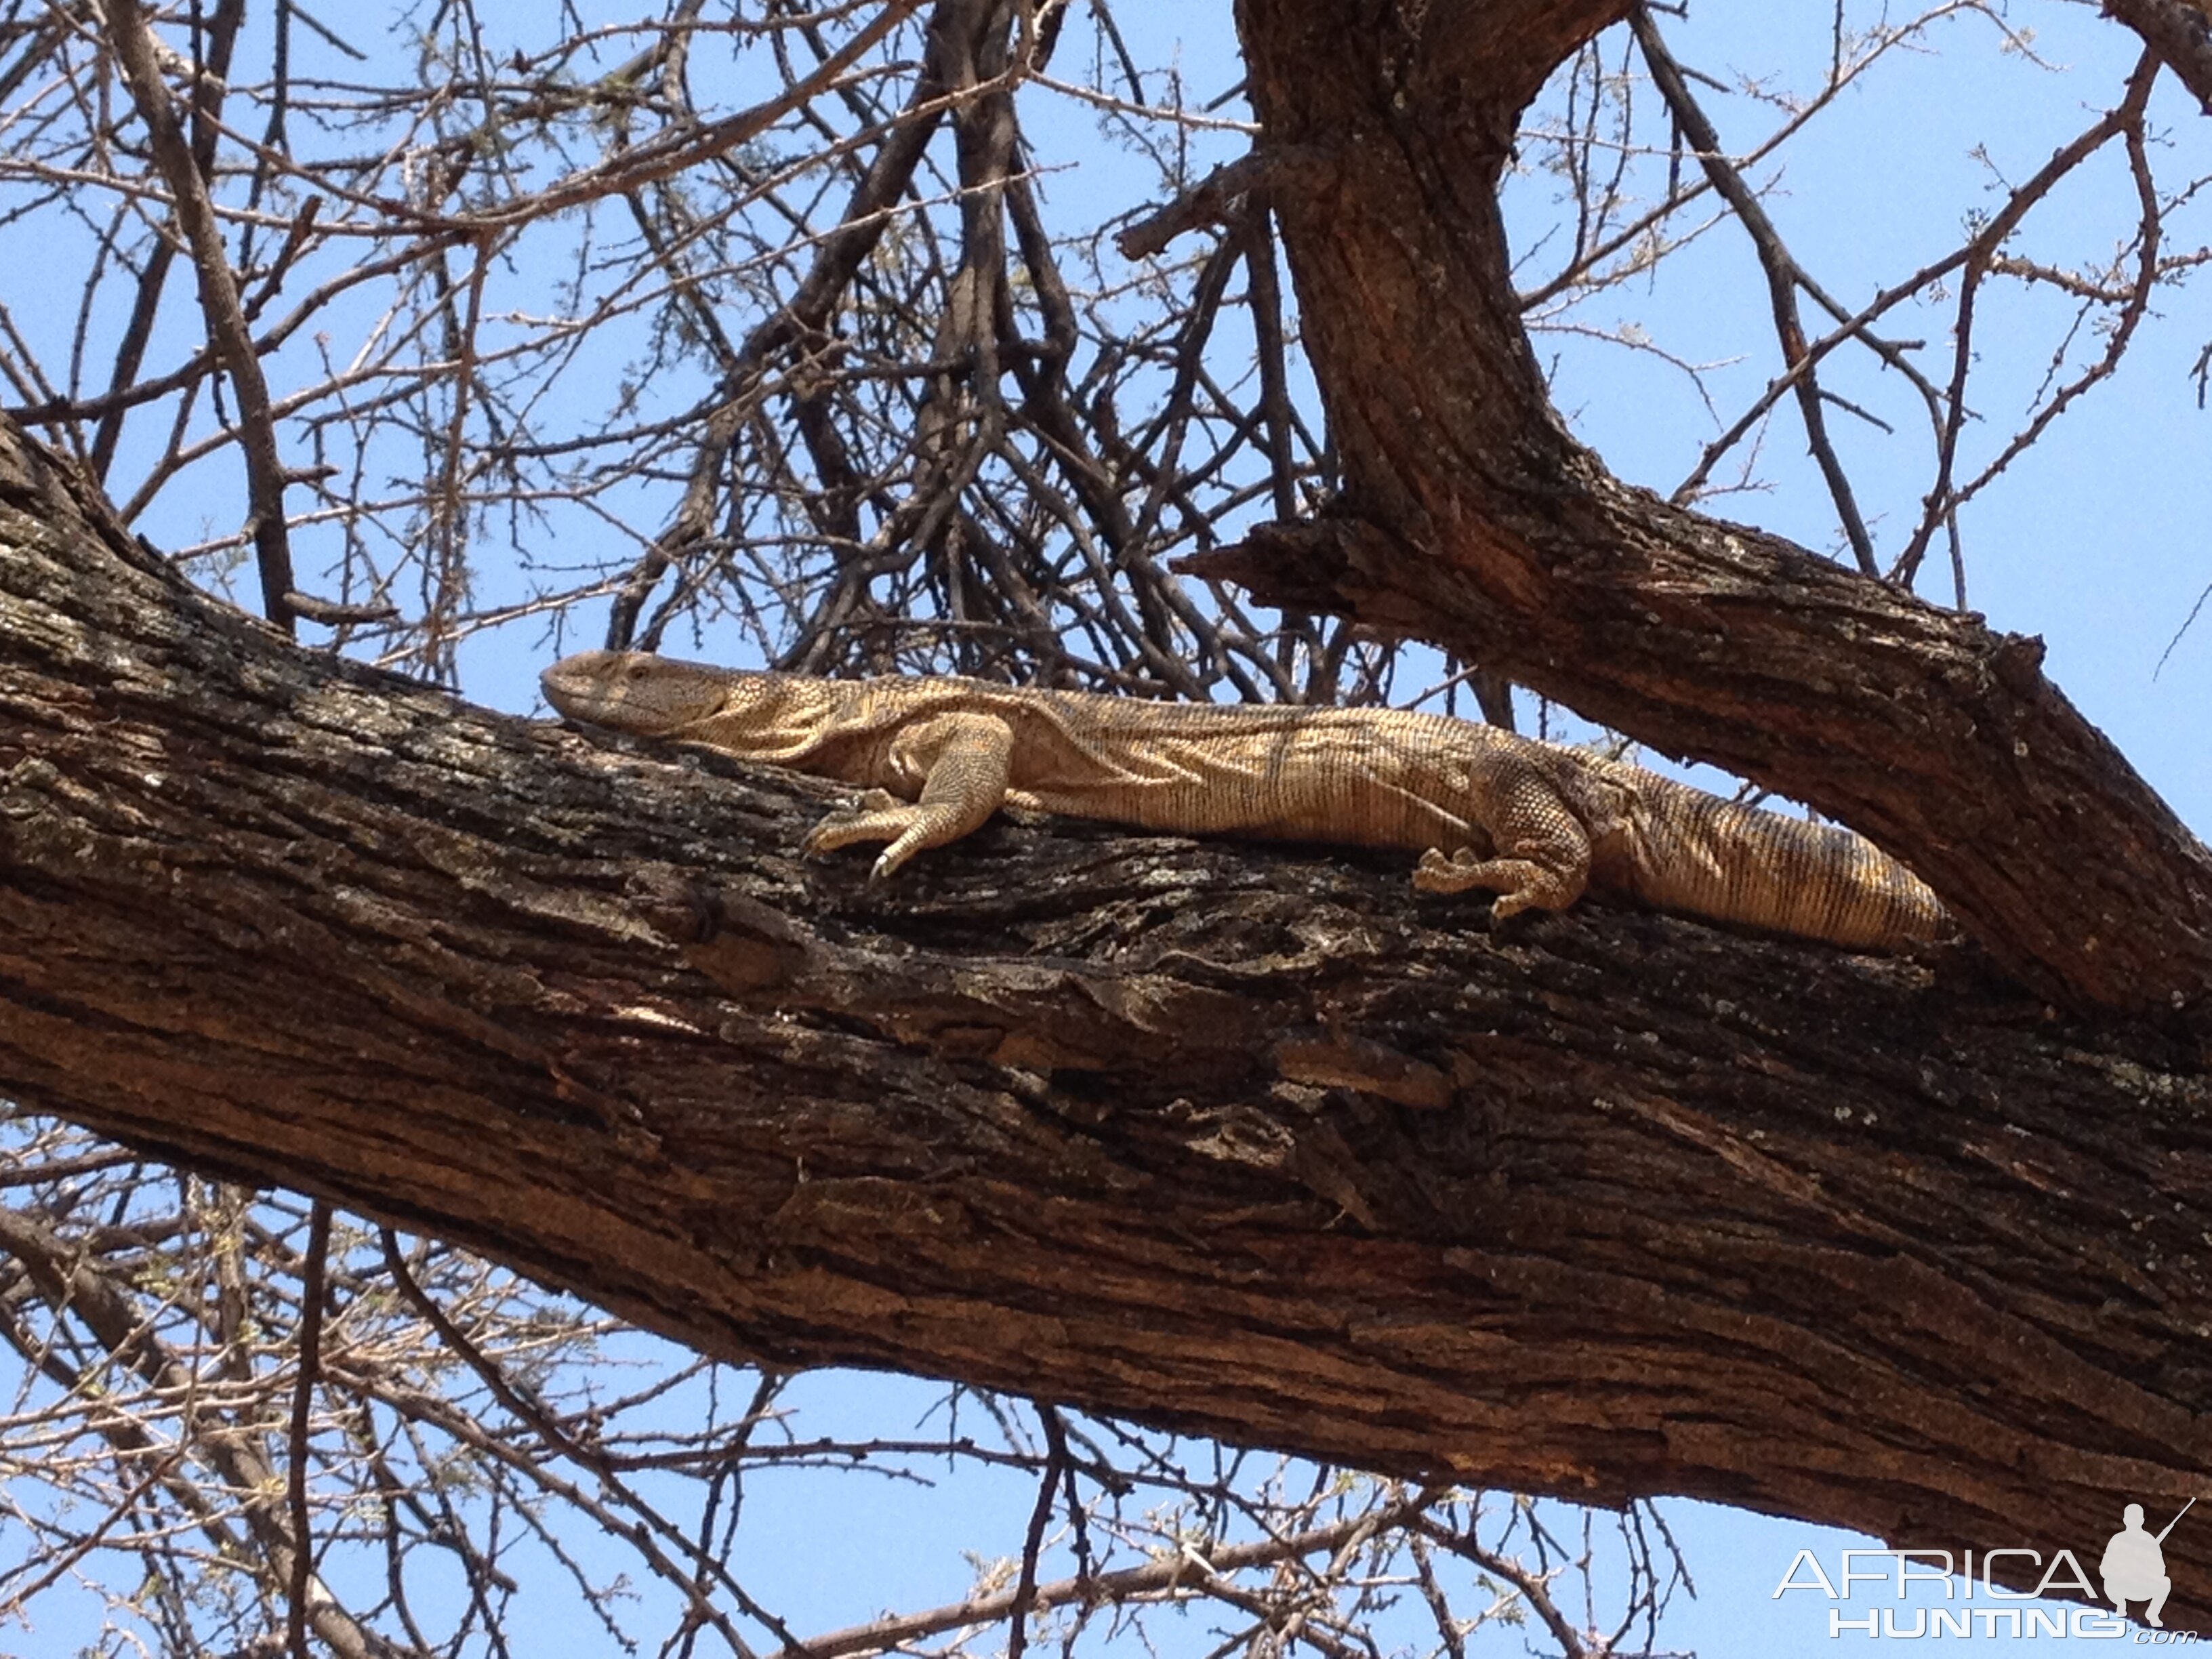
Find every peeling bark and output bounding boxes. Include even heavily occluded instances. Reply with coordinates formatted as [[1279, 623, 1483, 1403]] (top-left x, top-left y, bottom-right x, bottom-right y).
[[1211, 0, 2212, 1016], [3, 422, 2212, 1624]]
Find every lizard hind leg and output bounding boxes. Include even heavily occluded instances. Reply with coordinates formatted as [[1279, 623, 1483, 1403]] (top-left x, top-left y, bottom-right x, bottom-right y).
[[1412, 773, 1593, 919], [1413, 848, 1585, 914], [800, 712, 1015, 880]]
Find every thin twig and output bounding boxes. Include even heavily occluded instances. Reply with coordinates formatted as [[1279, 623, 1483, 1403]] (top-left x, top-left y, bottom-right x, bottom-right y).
[[285, 1202, 331, 1659], [103, 0, 298, 632], [1629, 3, 1876, 573]]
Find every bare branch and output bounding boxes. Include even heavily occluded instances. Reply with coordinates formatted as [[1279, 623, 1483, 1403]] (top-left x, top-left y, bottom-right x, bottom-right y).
[[102, 0, 297, 632]]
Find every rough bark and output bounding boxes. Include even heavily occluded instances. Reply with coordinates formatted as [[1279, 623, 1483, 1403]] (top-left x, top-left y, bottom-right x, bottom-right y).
[[3, 422, 2211, 1624], [1203, 0, 2212, 1018], [2103, 0, 2212, 110]]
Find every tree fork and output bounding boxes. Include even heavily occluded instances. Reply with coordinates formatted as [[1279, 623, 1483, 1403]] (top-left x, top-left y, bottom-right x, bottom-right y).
[[1224, 0, 2212, 1015], [1, 421, 2210, 1622]]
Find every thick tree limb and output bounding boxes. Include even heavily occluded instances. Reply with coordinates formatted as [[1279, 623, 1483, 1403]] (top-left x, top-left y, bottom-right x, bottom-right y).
[[1214, 0, 2212, 1016], [2104, 0, 2212, 110], [3, 421, 2212, 1625]]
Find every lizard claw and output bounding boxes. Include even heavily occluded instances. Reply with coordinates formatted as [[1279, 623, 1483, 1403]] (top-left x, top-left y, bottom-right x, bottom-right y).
[[1412, 846, 1479, 894], [802, 789, 907, 859]]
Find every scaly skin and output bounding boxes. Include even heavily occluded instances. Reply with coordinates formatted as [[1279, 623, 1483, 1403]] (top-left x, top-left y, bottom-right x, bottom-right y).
[[541, 650, 1948, 950]]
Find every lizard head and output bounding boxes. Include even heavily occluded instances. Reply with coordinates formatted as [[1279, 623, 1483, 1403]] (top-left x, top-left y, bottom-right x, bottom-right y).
[[541, 650, 741, 736]]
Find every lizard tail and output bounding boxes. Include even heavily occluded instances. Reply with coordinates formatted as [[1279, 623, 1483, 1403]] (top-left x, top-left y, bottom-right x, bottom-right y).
[[1620, 778, 1948, 950]]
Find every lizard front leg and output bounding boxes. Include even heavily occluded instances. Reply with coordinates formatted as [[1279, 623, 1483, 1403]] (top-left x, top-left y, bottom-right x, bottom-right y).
[[1412, 770, 1593, 918], [800, 712, 1015, 880]]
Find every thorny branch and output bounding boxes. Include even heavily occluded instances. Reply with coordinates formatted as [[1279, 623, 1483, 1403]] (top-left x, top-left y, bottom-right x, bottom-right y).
[[0, 1, 2183, 670]]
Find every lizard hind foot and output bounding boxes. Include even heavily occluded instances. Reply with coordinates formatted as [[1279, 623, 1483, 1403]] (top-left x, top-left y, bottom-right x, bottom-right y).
[[1413, 846, 1479, 893], [800, 790, 911, 861], [804, 788, 983, 883], [1412, 846, 1578, 919]]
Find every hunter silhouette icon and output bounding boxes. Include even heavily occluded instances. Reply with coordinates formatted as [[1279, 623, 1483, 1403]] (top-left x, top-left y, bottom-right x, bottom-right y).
[[2102, 1498, 2192, 1628]]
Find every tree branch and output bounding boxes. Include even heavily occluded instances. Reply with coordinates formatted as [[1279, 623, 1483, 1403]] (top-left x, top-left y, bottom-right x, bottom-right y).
[[1628, 5, 1877, 575], [779, 1493, 1438, 1659], [1214, 0, 2212, 1017], [2102, 0, 2212, 110], [5, 416, 2212, 1626], [102, 0, 297, 634]]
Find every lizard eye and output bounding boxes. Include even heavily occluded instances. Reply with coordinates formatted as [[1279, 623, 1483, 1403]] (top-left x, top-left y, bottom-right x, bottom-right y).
[[626, 659, 651, 679]]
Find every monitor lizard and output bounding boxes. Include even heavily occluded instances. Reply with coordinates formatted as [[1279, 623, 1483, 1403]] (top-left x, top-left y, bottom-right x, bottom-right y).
[[541, 650, 1948, 951]]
